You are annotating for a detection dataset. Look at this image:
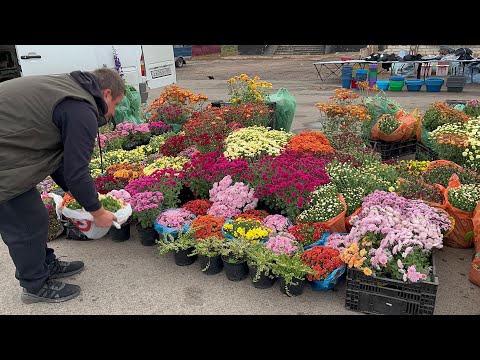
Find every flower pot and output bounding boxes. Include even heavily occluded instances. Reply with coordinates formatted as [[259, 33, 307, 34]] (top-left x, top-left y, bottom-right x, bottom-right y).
[[109, 217, 132, 242], [223, 259, 249, 281], [198, 254, 223, 275], [136, 223, 158, 246], [279, 277, 306, 297], [174, 247, 197, 266], [248, 264, 276, 289]]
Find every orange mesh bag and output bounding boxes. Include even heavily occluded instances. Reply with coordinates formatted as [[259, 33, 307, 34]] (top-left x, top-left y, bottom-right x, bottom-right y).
[[468, 202, 480, 287], [442, 174, 475, 248], [296, 194, 347, 233], [370, 111, 417, 142], [345, 206, 361, 232]]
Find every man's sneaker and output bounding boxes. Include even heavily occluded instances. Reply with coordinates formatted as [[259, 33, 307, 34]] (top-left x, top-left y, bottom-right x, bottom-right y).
[[21, 280, 80, 304], [49, 259, 85, 279]]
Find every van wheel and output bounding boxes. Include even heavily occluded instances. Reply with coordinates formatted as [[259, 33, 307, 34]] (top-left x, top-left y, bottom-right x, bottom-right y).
[[175, 57, 184, 68]]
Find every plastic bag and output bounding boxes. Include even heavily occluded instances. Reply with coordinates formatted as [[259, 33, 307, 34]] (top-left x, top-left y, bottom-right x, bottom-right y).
[[266, 88, 296, 132], [303, 232, 330, 250], [370, 111, 417, 142], [154, 219, 192, 240], [113, 85, 143, 125], [469, 202, 480, 287], [311, 265, 346, 291], [442, 174, 475, 248], [62, 201, 132, 240], [363, 91, 401, 122]]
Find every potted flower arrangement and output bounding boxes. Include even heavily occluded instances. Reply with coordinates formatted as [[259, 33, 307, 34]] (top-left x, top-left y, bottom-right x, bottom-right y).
[[264, 233, 299, 255], [222, 218, 272, 243], [422, 161, 480, 187], [227, 73, 273, 105], [464, 99, 480, 118], [182, 151, 249, 199], [300, 246, 346, 291], [156, 228, 197, 266], [246, 243, 277, 288], [107, 189, 133, 242], [106, 163, 144, 182], [271, 254, 314, 297], [250, 150, 330, 219], [297, 184, 347, 233], [130, 191, 164, 246], [221, 102, 274, 128], [115, 122, 152, 151], [154, 208, 196, 240], [190, 236, 225, 275], [262, 214, 293, 234], [182, 199, 213, 216], [288, 222, 328, 247], [94, 175, 129, 194], [147, 85, 208, 131], [147, 121, 171, 136], [207, 175, 258, 219], [219, 238, 251, 281], [287, 130, 335, 156], [236, 209, 269, 222], [41, 194, 64, 242], [223, 126, 292, 160], [160, 134, 190, 157], [377, 113, 401, 135], [190, 215, 225, 239]]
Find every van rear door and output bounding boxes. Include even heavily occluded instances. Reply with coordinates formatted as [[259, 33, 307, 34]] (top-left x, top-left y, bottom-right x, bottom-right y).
[[15, 45, 100, 76], [141, 45, 176, 89]]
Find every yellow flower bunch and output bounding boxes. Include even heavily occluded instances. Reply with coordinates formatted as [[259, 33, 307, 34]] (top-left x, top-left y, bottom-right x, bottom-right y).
[[224, 126, 292, 159], [143, 156, 189, 175], [396, 160, 430, 177], [227, 74, 273, 104], [223, 218, 272, 243]]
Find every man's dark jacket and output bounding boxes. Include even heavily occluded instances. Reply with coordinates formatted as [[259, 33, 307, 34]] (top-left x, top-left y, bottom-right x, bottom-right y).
[[0, 71, 106, 211]]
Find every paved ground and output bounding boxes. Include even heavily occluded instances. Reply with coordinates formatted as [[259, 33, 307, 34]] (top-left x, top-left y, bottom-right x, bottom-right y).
[[1, 54, 480, 315]]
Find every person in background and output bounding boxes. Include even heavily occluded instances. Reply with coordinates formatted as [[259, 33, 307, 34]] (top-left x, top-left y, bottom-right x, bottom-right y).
[[0, 68, 125, 303]]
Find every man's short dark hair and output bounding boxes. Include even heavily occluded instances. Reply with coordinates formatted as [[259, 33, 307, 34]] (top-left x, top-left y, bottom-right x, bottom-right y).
[[91, 68, 125, 99]]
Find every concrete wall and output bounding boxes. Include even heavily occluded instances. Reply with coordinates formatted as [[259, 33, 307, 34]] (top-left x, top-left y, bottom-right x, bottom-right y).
[[385, 45, 480, 56]]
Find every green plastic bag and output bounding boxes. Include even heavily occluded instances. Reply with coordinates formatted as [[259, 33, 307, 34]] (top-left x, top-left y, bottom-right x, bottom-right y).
[[113, 85, 143, 125], [266, 88, 296, 132]]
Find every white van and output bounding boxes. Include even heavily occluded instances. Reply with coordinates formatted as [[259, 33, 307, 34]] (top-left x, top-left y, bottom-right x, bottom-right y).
[[0, 45, 177, 102]]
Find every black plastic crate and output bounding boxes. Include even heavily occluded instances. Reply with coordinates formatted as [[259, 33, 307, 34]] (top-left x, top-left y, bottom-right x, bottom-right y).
[[445, 99, 467, 108], [345, 251, 438, 315], [415, 142, 438, 161], [210, 101, 276, 129], [369, 138, 417, 161]]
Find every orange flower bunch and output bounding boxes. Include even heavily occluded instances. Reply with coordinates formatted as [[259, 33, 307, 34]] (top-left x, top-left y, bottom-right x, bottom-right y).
[[236, 209, 269, 222], [190, 215, 226, 239], [434, 133, 470, 148], [147, 85, 208, 119], [356, 80, 379, 94], [434, 102, 470, 123], [341, 239, 372, 276], [60, 193, 82, 209], [288, 130, 335, 155], [106, 163, 144, 181], [315, 89, 371, 132]]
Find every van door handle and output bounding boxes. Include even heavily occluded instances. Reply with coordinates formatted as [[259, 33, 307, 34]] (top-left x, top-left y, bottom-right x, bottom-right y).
[[20, 55, 42, 59]]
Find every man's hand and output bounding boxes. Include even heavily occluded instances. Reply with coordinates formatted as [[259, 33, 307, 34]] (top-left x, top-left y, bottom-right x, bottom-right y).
[[90, 207, 117, 228]]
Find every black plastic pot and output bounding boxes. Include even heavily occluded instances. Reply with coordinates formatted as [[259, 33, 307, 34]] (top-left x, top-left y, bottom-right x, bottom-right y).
[[109, 217, 132, 242], [223, 259, 249, 281], [136, 223, 158, 246], [248, 264, 277, 289], [279, 277, 306, 297], [174, 247, 197, 266], [199, 254, 223, 275]]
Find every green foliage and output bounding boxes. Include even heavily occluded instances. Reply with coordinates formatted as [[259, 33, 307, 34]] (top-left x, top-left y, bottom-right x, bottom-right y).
[[246, 243, 276, 282], [190, 236, 224, 258], [219, 238, 252, 264], [157, 228, 195, 255], [271, 254, 313, 287]]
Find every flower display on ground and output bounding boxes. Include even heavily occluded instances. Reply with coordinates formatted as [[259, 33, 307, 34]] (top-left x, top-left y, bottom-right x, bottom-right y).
[[182, 199, 213, 216], [288, 130, 335, 155], [288, 222, 328, 246], [300, 246, 344, 281], [156, 208, 196, 230], [222, 218, 272, 243], [190, 215, 225, 239], [265, 233, 299, 255], [227, 74, 272, 104], [262, 215, 293, 234]]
